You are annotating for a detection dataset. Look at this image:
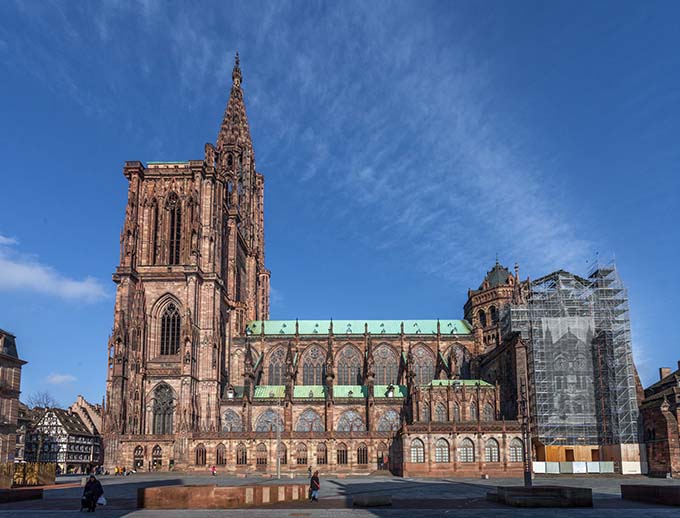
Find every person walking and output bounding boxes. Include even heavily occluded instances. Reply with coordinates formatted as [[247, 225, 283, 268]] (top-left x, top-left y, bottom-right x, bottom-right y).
[[309, 470, 320, 502], [81, 475, 104, 512]]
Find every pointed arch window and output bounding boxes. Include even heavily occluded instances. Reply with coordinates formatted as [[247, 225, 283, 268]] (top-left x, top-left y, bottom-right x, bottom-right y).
[[357, 443, 368, 465], [337, 410, 365, 432], [195, 444, 206, 465], [256, 443, 267, 466], [337, 346, 361, 385], [316, 443, 328, 465], [435, 403, 447, 422], [279, 443, 287, 465], [222, 409, 243, 432], [255, 409, 283, 432], [509, 438, 524, 463], [421, 404, 430, 423], [216, 444, 227, 465], [152, 383, 174, 435], [133, 446, 144, 469], [152, 445, 162, 469], [337, 443, 348, 465], [469, 402, 478, 421], [490, 305, 498, 324], [296, 443, 308, 465], [375, 344, 398, 385], [453, 403, 461, 421], [459, 438, 475, 463], [485, 438, 500, 462], [302, 346, 325, 385], [483, 403, 495, 422], [268, 348, 285, 385], [236, 443, 247, 465], [435, 438, 450, 463], [413, 346, 435, 385], [376, 409, 400, 432], [166, 192, 182, 265], [410, 438, 425, 463], [479, 309, 487, 328], [151, 201, 159, 265], [295, 408, 324, 432], [160, 302, 181, 356]]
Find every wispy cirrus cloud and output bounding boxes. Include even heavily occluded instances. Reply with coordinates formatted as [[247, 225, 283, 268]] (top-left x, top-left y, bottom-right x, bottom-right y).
[[0, 234, 107, 302], [46, 373, 77, 385]]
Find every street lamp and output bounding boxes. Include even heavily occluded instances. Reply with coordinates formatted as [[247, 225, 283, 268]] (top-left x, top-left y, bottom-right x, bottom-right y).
[[519, 383, 532, 487]]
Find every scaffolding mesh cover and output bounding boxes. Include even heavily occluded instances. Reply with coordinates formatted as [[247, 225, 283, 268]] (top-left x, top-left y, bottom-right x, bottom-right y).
[[505, 262, 639, 446]]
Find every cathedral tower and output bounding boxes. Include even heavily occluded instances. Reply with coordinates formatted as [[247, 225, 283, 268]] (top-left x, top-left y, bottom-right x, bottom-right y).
[[103, 54, 269, 470]]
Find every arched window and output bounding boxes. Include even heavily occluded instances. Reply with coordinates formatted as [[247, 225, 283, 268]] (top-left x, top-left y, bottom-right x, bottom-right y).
[[485, 438, 500, 462], [459, 438, 475, 463], [376, 409, 400, 431], [509, 438, 524, 463], [336, 410, 365, 432], [133, 446, 144, 469], [152, 383, 174, 434], [413, 346, 435, 385], [483, 403, 494, 421], [268, 348, 286, 385], [295, 408, 324, 432], [375, 344, 398, 385], [469, 402, 478, 421], [435, 403, 447, 422], [302, 346, 325, 385], [166, 192, 182, 265], [216, 444, 227, 465], [478, 309, 487, 328], [160, 302, 181, 355], [490, 305, 498, 324], [357, 443, 368, 465], [421, 403, 431, 422], [236, 443, 247, 465], [255, 409, 284, 432], [152, 445, 162, 469], [222, 409, 243, 432], [256, 443, 267, 466], [337, 346, 362, 385], [377, 442, 389, 470], [151, 202, 159, 265], [296, 443, 308, 465], [337, 443, 348, 465], [316, 443, 328, 465], [279, 443, 287, 465], [195, 444, 206, 465], [410, 438, 425, 463], [227, 154, 233, 168], [453, 403, 461, 421], [435, 439, 450, 463]]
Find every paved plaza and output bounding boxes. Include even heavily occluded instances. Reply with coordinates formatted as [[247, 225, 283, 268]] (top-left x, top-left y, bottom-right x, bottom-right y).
[[0, 473, 678, 517]]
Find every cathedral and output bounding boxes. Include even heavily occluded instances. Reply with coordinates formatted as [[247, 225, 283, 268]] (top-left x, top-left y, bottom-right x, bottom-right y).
[[103, 55, 644, 477]]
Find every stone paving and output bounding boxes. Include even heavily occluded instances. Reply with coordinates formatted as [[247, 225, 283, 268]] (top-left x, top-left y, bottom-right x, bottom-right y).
[[0, 473, 678, 517]]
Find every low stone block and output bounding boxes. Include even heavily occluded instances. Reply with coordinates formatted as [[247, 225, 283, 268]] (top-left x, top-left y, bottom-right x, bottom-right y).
[[352, 494, 392, 507], [621, 485, 680, 506]]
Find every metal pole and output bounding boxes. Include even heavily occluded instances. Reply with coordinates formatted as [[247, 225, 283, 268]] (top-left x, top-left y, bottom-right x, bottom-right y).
[[276, 397, 281, 480], [520, 383, 532, 487]]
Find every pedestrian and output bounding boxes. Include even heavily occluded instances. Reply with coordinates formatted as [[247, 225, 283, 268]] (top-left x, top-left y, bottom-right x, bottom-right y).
[[309, 470, 320, 502], [81, 474, 104, 512], [307, 465, 312, 477], [211, 465, 217, 476]]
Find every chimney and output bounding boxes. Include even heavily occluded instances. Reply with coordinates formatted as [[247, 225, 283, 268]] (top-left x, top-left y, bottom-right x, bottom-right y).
[[660, 367, 671, 380]]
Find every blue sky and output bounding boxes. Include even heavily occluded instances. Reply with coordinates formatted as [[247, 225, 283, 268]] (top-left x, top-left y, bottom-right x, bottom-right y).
[[0, 1, 678, 406]]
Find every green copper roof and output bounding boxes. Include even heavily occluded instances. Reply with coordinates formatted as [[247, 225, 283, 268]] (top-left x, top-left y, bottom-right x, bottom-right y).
[[334, 385, 368, 398], [425, 379, 493, 388], [375, 384, 408, 398], [254, 385, 285, 398], [294, 385, 327, 398], [247, 319, 471, 336]]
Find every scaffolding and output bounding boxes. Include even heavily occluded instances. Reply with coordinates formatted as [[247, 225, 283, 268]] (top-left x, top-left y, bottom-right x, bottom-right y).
[[504, 261, 640, 447]]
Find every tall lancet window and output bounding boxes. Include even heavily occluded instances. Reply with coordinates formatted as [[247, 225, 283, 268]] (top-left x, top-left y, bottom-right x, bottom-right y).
[[268, 348, 285, 385], [337, 346, 361, 385], [167, 192, 181, 265], [151, 201, 159, 265], [152, 383, 174, 435], [160, 302, 181, 355], [302, 346, 324, 385]]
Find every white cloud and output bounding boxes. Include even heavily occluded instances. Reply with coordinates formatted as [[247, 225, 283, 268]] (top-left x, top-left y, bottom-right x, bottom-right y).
[[0, 235, 18, 246], [0, 236, 107, 302], [46, 373, 77, 384]]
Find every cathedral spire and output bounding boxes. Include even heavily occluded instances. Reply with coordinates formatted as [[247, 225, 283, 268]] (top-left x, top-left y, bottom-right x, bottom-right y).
[[216, 52, 253, 154]]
